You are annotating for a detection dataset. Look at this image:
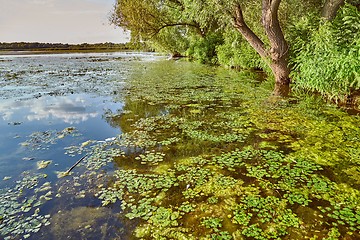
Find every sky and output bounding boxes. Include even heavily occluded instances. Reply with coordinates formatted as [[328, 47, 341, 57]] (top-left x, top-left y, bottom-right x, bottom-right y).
[[0, 0, 130, 44]]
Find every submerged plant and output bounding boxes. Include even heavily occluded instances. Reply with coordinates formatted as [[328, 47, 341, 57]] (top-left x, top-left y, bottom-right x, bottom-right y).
[[90, 61, 360, 239]]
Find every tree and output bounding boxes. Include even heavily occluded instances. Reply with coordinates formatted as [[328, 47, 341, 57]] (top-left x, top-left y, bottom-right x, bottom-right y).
[[111, 0, 207, 54], [112, 0, 293, 96], [111, 0, 352, 97], [322, 0, 345, 20], [232, 0, 290, 96]]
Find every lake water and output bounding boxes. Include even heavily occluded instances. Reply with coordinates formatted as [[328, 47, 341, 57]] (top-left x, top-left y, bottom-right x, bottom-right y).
[[0, 52, 165, 239], [0, 52, 163, 182], [1, 52, 359, 240]]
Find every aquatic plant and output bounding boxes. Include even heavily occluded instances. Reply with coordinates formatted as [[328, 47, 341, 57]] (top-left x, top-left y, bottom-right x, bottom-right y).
[[0, 173, 51, 239], [3, 58, 360, 239], [21, 127, 79, 151]]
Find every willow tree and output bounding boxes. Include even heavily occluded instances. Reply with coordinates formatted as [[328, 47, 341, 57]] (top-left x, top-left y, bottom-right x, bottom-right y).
[[231, 1, 290, 96], [110, 0, 208, 54], [112, 0, 292, 95], [111, 0, 348, 97]]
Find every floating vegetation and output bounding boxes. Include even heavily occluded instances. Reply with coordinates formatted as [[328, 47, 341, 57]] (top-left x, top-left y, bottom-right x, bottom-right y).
[[96, 147, 360, 239], [92, 61, 360, 239], [55, 171, 69, 179], [0, 172, 51, 239], [135, 150, 165, 165], [21, 127, 79, 151], [3, 176, 11, 181], [2, 57, 360, 239], [36, 160, 52, 170]]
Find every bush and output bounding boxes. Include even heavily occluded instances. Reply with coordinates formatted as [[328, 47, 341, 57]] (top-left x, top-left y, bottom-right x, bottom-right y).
[[186, 33, 224, 64], [290, 4, 360, 101], [217, 29, 267, 71]]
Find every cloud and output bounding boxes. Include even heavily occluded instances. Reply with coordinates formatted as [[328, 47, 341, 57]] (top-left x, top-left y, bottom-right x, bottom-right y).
[[0, 0, 129, 43]]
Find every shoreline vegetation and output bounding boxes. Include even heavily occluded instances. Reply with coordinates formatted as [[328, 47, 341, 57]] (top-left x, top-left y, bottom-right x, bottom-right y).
[[0, 42, 137, 55], [111, 1, 359, 103]]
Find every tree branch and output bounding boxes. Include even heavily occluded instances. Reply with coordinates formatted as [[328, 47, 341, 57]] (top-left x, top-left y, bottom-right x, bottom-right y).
[[232, 4, 268, 59], [322, 0, 345, 20], [270, 0, 281, 12], [262, 0, 288, 61], [65, 155, 87, 174]]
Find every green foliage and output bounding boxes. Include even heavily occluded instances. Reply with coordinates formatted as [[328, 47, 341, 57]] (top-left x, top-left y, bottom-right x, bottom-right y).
[[332, 3, 360, 47], [148, 27, 191, 54], [187, 33, 224, 64], [201, 217, 223, 230], [135, 150, 166, 165], [290, 4, 360, 100], [113, 0, 359, 99], [217, 29, 267, 70], [149, 207, 180, 227]]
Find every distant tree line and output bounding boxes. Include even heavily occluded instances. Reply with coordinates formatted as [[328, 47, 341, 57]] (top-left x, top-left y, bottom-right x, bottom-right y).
[[0, 42, 132, 51]]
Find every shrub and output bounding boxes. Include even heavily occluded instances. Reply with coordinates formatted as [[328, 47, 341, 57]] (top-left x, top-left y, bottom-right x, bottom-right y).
[[186, 32, 224, 64], [290, 4, 360, 101]]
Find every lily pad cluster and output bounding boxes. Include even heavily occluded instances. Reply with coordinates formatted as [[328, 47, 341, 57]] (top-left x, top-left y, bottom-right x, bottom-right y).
[[96, 146, 360, 239], [135, 150, 166, 165]]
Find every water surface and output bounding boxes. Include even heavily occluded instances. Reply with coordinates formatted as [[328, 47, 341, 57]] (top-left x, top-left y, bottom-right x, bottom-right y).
[[1, 52, 360, 240]]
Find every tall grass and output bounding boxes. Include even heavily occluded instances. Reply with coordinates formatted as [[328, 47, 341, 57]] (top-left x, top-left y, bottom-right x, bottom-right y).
[[290, 4, 360, 101]]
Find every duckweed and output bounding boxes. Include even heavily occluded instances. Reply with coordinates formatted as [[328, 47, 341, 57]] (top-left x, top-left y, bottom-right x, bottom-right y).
[[0, 173, 51, 239]]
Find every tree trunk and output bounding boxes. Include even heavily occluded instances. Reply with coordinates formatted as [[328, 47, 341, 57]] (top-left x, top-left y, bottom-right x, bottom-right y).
[[322, 0, 345, 20], [233, 0, 291, 97], [262, 0, 291, 96], [271, 58, 290, 96], [233, 5, 268, 59]]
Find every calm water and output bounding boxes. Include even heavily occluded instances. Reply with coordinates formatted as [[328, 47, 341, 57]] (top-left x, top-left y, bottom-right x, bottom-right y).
[[1, 52, 359, 240], [0, 52, 165, 239], [0, 52, 162, 184]]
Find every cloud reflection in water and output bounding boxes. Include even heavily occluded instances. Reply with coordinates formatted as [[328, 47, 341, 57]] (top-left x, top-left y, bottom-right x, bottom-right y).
[[0, 94, 108, 124]]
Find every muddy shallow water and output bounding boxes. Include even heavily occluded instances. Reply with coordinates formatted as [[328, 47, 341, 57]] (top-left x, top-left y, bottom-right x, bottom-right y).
[[1, 52, 359, 240]]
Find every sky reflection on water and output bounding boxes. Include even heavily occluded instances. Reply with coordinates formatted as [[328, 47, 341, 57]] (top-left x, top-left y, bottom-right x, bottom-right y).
[[0, 52, 139, 185], [0, 93, 124, 185], [1, 94, 104, 124]]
